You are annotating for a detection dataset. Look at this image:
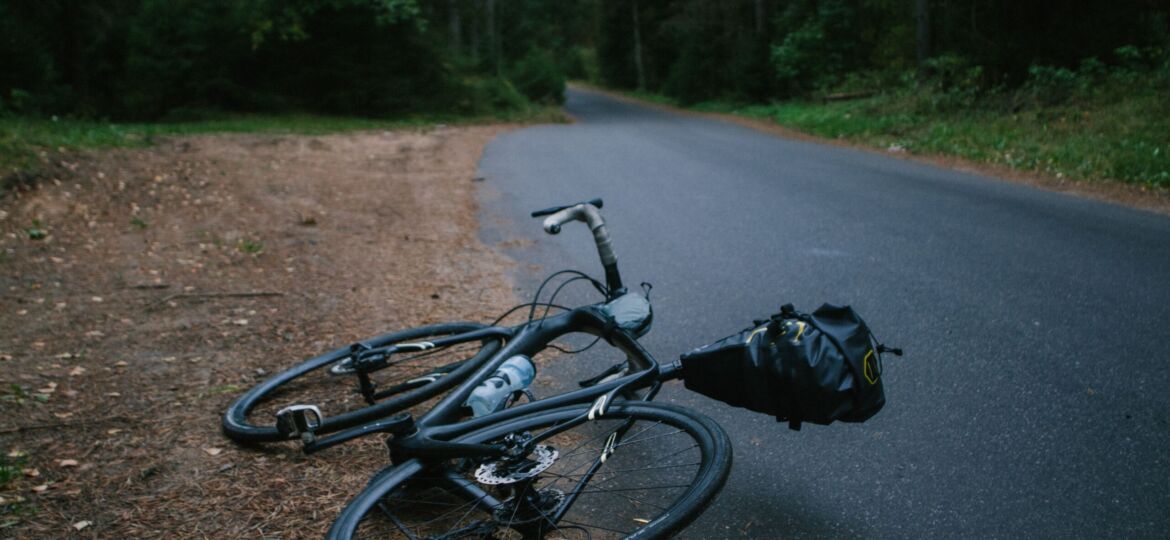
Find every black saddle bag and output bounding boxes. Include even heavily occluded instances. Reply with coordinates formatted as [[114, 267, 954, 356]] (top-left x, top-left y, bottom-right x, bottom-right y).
[[680, 303, 900, 430]]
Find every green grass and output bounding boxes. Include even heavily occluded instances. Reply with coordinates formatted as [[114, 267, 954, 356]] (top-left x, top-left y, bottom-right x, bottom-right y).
[[724, 93, 1169, 186], [0, 106, 565, 180], [608, 84, 1170, 188]]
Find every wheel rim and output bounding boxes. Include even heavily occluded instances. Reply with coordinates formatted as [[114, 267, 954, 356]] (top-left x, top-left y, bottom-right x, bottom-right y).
[[346, 405, 721, 539], [223, 324, 498, 441]]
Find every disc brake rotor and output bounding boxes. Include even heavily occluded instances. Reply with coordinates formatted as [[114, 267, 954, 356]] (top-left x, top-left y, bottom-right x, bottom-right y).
[[474, 445, 559, 485]]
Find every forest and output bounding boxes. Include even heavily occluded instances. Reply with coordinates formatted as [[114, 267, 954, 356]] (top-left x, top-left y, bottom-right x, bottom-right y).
[[2, 0, 1168, 184]]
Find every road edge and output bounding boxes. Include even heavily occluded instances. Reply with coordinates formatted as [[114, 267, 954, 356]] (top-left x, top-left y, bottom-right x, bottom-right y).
[[569, 82, 1170, 216]]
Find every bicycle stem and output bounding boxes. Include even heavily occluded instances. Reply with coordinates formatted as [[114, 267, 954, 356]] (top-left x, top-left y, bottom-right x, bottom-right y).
[[541, 203, 625, 298]]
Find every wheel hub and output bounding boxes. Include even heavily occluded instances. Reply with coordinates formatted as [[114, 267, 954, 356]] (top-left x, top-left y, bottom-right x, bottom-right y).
[[491, 488, 566, 526]]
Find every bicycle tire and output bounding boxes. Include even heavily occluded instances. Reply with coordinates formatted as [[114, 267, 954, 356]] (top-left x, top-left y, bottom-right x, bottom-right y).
[[222, 323, 503, 444], [327, 401, 732, 539]]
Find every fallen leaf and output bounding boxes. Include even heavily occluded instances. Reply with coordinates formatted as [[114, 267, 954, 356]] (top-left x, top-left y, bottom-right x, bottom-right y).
[[53, 412, 74, 419], [69, 366, 86, 376], [0, 354, 12, 361], [31, 484, 49, 493], [203, 447, 223, 457], [232, 319, 249, 326], [59, 459, 79, 468], [85, 330, 104, 338], [54, 352, 74, 359], [106, 429, 123, 435], [106, 392, 121, 397], [114, 361, 128, 367], [72, 520, 92, 531], [91, 296, 103, 303], [7, 450, 26, 458], [23, 468, 40, 478]]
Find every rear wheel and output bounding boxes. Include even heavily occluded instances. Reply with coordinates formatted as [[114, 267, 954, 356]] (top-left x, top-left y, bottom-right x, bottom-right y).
[[222, 323, 502, 443], [327, 402, 732, 539]]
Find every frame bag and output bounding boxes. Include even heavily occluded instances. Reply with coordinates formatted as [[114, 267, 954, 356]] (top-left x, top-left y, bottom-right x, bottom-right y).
[[680, 303, 900, 430]]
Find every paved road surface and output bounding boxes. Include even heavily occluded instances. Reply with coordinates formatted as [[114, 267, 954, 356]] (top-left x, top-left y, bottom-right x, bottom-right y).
[[476, 88, 1170, 538]]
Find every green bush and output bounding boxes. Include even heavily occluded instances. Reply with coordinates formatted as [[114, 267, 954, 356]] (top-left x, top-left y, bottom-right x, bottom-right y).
[[457, 77, 529, 116], [1025, 65, 1080, 105], [508, 49, 566, 104], [770, 0, 859, 96], [918, 54, 986, 111], [560, 46, 599, 83]]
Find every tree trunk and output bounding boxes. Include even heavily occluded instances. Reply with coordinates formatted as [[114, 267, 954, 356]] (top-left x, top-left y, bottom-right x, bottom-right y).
[[486, 0, 499, 75], [469, 0, 480, 62], [448, 0, 461, 53], [916, 0, 931, 73], [62, 2, 87, 105], [632, 0, 646, 91], [755, 0, 766, 35]]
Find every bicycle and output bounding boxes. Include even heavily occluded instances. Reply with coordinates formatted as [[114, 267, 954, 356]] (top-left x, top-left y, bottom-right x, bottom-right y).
[[223, 199, 733, 539]]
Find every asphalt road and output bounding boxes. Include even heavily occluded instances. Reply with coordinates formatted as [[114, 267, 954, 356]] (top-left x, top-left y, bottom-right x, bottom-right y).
[[476, 88, 1170, 538]]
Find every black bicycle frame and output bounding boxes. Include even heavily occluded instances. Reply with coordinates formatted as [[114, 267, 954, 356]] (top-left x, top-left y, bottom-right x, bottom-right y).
[[302, 304, 678, 460]]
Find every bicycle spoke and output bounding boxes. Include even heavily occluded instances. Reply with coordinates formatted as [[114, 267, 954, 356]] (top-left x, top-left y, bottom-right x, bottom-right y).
[[615, 427, 685, 449], [377, 502, 420, 540], [556, 518, 633, 536], [547, 461, 702, 478], [342, 405, 725, 540]]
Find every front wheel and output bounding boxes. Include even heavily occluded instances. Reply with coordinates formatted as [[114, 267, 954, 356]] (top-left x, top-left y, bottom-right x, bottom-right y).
[[222, 323, 502, 444], [327, 401, 732, 539]]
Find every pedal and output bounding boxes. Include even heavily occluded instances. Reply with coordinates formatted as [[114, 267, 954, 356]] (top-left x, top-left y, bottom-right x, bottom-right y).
[[275, 404, 323, 443]]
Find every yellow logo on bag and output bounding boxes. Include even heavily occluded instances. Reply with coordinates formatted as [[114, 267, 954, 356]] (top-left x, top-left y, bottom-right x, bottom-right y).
[[863, 349, 879, 385]]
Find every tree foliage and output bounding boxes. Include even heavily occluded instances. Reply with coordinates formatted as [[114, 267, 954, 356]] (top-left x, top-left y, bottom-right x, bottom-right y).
[[594, 0, 1169, 102], [0, 0, 575, 119], [1, 0, 1166, 118]]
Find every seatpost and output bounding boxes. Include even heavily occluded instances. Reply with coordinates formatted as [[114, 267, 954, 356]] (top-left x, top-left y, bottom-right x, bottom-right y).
[[537, 202, 625, 298]]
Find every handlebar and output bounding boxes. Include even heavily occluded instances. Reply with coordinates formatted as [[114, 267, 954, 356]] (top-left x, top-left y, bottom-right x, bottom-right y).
[[531, 198, 624, 297], [530, 198, 603, 218]]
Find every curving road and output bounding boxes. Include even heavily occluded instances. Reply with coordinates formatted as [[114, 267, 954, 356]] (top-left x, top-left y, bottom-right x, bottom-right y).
[[476, 88, 1170, 538]]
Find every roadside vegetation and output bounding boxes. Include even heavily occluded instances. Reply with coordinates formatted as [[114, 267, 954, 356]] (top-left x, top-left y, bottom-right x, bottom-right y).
[[6, 1, 1165, 190], [0, 106, 564, 186], [616, 49, 1170, 187], [0, 0, 579, 188], [587, 0, 1170, 189]]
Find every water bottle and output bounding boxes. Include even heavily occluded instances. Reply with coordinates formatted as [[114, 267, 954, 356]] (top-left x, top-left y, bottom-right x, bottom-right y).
[[465, 355, 536, 417]]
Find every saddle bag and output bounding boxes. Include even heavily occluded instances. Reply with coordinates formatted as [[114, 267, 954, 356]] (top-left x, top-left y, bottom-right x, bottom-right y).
[[680, 303, 900, 430]]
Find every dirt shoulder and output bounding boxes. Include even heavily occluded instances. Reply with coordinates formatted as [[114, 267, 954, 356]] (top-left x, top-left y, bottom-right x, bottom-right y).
[[0, 126, 518, 538], [572, 83, 1170, 216]]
